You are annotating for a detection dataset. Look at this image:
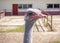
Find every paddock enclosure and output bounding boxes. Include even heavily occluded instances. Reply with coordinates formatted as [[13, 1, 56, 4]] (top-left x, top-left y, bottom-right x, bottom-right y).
[[0, 0, 60, 43]]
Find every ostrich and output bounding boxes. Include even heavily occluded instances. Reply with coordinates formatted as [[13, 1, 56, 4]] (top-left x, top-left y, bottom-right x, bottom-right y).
[[24, 8, 46, 43]]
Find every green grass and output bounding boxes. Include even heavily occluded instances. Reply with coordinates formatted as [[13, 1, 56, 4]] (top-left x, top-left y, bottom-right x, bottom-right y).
[[54, 41, 60, 43], [0, 25, 24, 32], [49, 41, 60, 43]]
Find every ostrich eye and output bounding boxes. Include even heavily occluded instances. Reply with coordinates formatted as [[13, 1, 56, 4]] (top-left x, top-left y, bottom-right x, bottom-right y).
[[29, 13, 33, 16], [28, 12, 33, 16]]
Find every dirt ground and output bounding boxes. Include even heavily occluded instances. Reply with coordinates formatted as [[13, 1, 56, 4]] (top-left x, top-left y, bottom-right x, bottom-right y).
[[0, 16, 60, 43], [0, 32, 60, 43]]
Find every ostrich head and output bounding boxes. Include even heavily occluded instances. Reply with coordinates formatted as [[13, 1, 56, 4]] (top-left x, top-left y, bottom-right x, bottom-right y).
[[25, 8, 46, 21]]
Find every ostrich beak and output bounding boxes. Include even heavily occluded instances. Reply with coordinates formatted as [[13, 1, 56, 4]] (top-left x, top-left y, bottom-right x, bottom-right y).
[[30, 14, 46, 19]]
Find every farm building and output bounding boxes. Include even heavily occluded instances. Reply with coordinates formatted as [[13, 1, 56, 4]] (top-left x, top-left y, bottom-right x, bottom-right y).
[[0, 0, 60, 16]]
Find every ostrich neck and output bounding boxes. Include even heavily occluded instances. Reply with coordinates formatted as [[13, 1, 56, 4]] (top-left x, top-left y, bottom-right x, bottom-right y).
[[24, 19, 37, 43]]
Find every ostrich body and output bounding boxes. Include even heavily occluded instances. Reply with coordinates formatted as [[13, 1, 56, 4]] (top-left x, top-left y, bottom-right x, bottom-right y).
[[24, 8, 46, 43]]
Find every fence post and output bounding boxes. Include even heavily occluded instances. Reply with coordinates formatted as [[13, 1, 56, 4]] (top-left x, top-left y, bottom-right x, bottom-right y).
[[47, 15, 48, 24], [43, 17, 45, 23], [51, 15, 53, 31], [4, 9, 6, 16]]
